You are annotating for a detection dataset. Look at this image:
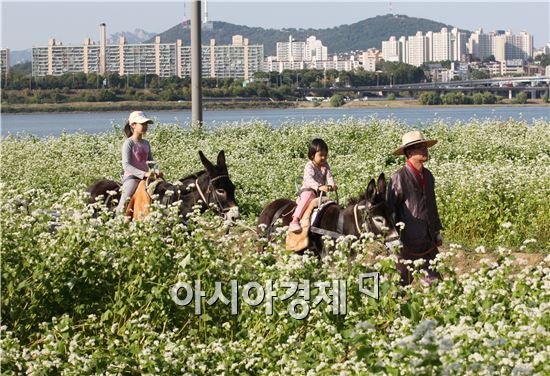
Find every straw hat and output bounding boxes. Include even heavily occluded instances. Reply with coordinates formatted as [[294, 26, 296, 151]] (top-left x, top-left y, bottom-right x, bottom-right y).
[[393, 130, 437, 156]]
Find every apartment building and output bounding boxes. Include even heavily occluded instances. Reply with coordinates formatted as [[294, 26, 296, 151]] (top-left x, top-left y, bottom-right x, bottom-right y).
[[381, 36, 400, 62], [383, 27, 466, 66], [468, 29, 533, 62], [494, 31, 533, 62], [467, 28, 494, 60], [407, 32, 427, 67], [276, 35, 327, 62], [361, 48, 381, 72], [428, 28, 451, 61], [31, 25, 263, 80]]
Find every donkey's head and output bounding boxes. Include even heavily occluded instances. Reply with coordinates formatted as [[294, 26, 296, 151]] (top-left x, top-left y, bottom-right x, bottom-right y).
[[198, 150, 239, 222], [360, 173, 400, 248]]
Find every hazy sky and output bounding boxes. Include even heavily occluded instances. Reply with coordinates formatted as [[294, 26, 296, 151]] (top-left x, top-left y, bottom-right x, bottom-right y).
[[1, 1, 549, 51]]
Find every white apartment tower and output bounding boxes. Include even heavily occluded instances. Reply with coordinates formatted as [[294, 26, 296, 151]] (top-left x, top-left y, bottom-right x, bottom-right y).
[[430, 27, 451, 61], [276, 36, 305, 62], [399, 36, 408, 64], [382, 36, 400, 62], [407, 31, 427, 67], [383, 27, 466, 64], [467, 28, 494, 60], [468, 29, 533, 62], [276, 35, 327, 62], [305, 36, 328, 61], [450, 28, 467, 61]]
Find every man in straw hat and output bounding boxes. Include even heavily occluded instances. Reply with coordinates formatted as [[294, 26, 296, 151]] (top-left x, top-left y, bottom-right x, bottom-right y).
[[388, 130, 443, 286]]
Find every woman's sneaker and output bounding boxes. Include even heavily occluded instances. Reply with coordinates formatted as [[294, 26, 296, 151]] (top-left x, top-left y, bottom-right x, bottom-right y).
[[289, 221, 302, 233]]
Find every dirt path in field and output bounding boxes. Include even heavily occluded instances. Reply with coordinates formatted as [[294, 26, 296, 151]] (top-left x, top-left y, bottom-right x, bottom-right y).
[[447, 250, 547, 275]]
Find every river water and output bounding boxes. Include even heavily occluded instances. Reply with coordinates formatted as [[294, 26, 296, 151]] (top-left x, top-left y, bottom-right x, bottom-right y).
[[1, 106, 549, 137]]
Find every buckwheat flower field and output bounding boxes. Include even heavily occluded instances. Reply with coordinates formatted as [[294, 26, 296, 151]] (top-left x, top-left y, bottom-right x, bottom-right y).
[[1, 118, 549, 374]]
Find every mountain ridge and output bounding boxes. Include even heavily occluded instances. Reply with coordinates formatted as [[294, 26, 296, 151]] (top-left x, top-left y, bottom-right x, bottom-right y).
[[146, 14, 469, 55]]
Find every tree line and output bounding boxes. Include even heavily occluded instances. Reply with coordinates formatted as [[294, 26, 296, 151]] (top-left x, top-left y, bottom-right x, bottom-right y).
[[1, 61, 427, 105]]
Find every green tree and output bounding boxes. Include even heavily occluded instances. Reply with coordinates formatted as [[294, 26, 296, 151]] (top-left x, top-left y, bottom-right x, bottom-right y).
[[442, 92, 465, 105], [418, 91, 441, 105], [470, 69, 491, 80], [481, 92, 496, 104], [329, 94, 345, 107], [472, 93, 484, 105], [513, 92, 528, 104], [535, 53, 550, 67]]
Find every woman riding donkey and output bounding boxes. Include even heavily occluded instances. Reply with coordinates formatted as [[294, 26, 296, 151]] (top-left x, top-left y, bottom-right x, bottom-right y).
[[289, 138, 338, 233]]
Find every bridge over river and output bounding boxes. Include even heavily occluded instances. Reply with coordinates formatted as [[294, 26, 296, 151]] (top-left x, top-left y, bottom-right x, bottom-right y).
[[302, 76, 550, 99]]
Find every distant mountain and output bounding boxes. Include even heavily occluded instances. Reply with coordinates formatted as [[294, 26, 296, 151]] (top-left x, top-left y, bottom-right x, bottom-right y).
[[147, 14, 468, 56], [108, 29, 156, 44], [10, 61, 31, 75], [8, 49, 31, 66]]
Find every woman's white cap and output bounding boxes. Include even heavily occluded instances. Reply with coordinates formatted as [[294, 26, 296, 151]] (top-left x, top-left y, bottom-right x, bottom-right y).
[[128, 111, 153, 124]]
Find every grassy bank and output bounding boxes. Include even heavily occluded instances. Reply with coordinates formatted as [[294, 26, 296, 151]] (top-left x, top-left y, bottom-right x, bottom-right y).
[[1, 100, 295, 113], [3, 98, 548, 113]]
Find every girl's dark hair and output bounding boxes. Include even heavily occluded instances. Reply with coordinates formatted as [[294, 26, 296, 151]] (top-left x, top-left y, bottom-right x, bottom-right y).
[[123, 121, 133, 138], [308, 138, 329, 160]]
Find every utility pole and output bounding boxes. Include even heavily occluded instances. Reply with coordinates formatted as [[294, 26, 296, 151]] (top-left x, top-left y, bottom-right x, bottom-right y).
[[191, 0, 203, 128]]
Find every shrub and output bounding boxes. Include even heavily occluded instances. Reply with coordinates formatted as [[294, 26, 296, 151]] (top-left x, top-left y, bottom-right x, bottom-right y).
[[482, 92, 496, 104], [329, 94, 345, 107], [472, 93, 484, 105], [418, 91, 441, 105], [513, 91, 528, 104]]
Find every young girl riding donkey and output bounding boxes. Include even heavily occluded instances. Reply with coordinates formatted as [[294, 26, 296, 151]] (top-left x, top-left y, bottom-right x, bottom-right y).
[[289, 138, 338, 233], [116, 111, 163, 214]]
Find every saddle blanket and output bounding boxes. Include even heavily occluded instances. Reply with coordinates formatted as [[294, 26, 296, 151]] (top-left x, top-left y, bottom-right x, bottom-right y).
[[285, 197, 333, 251], [125, 180, 151, 221]]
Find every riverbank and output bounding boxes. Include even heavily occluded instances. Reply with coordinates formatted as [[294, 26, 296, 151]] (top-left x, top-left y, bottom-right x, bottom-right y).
[[2, 98, 548, 114], [303, 99, 550, 109], [0, 100, 295, 114]]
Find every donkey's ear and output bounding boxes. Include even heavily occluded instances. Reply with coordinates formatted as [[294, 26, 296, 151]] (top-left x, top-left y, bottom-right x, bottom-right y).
[[199, 151, 215, 173], [217, 150, 227, 169], [377, 173, 386, 196], [366, 179, 377, 203]]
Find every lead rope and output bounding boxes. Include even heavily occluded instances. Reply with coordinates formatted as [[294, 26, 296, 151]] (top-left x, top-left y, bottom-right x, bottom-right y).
[[353, 204, 362, 235], [195, 178, 209, 205]]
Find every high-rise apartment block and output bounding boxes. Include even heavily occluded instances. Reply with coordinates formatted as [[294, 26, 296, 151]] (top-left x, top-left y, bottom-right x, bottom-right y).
[[268, 35, 362, 73], [381, 37, 400, 62], [276, 35, 327, 62], [407, 31, 427, 67], [467, 29, 533, 62], [382, 28, 466, 67], [31, 25, 263, 80], [381, 27, 534, 67]]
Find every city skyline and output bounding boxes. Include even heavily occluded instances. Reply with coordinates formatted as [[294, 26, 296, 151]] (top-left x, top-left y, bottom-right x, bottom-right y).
[[1, 1, 549, 51]]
